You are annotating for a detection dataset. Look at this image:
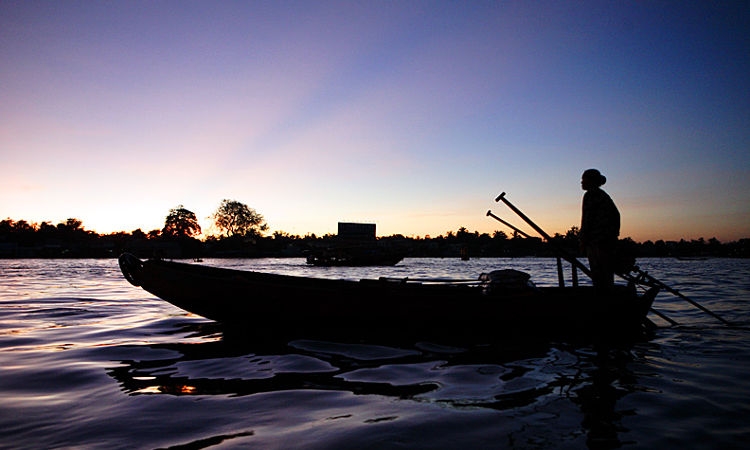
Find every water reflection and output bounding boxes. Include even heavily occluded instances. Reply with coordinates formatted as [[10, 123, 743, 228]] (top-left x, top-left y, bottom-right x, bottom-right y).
[[568, 347, 640, 450], [107, 326, 646, 448], [108, 335, 441, 399]]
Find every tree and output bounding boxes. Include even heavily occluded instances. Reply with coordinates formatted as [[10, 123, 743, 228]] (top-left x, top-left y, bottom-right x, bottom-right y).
[[212, 199, 268, 237], [131, 228, 147, 240], [55, 218, 85, 239], [59, 218, 83, 231], [12, 220, 36, 233], [39, 221, 56, 234], [491, 230, 507, 240], [162, 205, 201, 238]]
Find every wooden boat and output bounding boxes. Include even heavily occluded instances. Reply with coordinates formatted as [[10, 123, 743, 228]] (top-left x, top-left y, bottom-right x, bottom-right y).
[[304, 245, 404, 266], [118, 253, 658, 340], [304, 222, 405, 267]]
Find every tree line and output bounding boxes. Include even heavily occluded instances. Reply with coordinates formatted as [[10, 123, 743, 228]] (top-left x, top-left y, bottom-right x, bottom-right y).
[[1, 200, 748, 258]]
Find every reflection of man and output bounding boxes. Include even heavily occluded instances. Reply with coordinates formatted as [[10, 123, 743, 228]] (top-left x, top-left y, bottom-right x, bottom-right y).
[[579, 169, 620, 290], [573, 350, 631, 448]]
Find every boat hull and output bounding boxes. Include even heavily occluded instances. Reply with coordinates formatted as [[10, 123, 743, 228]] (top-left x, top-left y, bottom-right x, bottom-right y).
[[119, 253, 658, 340]]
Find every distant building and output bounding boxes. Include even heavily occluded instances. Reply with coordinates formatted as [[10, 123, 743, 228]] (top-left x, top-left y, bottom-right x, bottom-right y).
[[337, 222, 376, 241]]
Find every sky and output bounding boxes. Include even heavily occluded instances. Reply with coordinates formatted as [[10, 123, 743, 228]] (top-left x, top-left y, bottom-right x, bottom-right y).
[[1, 1, 748, 242]]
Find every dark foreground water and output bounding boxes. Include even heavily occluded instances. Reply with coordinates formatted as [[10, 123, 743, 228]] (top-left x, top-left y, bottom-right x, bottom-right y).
[[1, 257, 749, 449]]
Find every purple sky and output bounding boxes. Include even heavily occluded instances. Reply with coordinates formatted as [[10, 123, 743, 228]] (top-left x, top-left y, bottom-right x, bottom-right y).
[[2, 1, 748, 241]]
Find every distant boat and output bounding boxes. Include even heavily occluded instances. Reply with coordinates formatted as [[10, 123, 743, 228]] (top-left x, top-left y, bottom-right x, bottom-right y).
[[305, 244, 404, 266], [118, 253, 659, 340], [305, 221, 405, 267]]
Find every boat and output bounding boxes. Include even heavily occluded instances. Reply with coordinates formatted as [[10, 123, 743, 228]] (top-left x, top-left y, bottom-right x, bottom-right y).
[[304, 244, 404, 266], [118, 253, 659, 340], [304, 221, 405, 267]]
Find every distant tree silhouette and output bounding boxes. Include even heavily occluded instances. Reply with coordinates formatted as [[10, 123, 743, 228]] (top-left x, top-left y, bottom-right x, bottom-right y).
[[59, 218, 83, 232], [12, 219, 35, 233], [162, 206, 201, 238], [493, 230, 509, 240], [212, 199, 268, 237], [1, 212, 748, 259], [131, 229, 147, 240]]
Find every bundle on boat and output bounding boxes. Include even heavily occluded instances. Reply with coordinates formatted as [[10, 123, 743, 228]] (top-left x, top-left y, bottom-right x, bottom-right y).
[[118, 253, 658, 340]]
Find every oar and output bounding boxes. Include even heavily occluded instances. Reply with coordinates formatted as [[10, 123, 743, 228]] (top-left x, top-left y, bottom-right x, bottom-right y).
[[495, 192, 553, 240], [627, 267, 732, 326], [492, 193, 593, 278]]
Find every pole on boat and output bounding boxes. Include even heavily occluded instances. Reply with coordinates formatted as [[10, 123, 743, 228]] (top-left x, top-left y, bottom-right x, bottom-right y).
[[494, 191, 732, 326], [556, 257, 564, 287]]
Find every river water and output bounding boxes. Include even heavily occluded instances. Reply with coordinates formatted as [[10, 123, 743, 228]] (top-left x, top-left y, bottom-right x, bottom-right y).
[[1, 257, 748, 449]]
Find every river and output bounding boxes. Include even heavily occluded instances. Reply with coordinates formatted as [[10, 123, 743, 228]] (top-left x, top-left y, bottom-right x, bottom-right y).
[[1, 257, 748, 449]]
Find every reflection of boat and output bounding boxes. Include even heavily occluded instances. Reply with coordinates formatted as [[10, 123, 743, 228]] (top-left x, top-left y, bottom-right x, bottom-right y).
[[108, 343, 437, 398], [118, 253, 658, 339], [106, 337, 556, 403], [105, 335, 558, 405], [106, 334, 638, 433]]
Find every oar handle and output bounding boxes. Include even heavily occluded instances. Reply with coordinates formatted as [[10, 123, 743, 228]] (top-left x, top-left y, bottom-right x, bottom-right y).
[[494, 192, 591, 277], [495, 192, 553, 241]]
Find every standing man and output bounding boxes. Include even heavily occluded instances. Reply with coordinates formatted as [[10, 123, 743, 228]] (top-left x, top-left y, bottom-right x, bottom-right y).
[[579, 169, 620, 290]]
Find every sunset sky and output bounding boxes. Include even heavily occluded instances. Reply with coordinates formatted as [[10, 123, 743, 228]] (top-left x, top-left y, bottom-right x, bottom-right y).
[[2, 1, 748, 242]]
